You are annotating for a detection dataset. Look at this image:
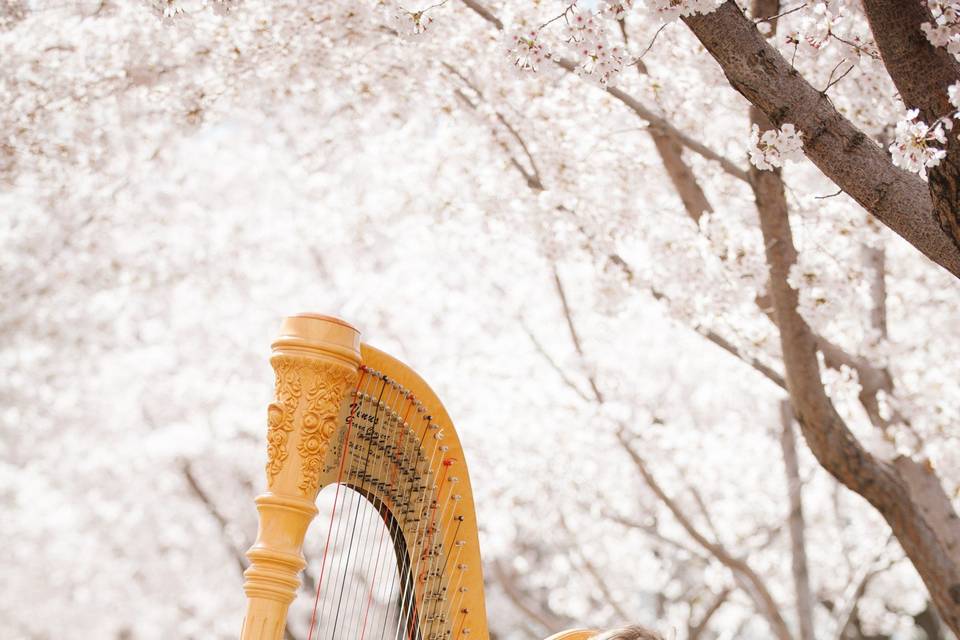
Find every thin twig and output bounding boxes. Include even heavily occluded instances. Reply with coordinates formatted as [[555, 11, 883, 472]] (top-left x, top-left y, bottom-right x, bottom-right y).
[[823, 63, 855, 94], [552, 266, 604, 403], [688, 588, 731, 640], [537, 2, 577, 31], [635, 23, 669, 60], [519, 317, 594, 403], [617, 428, 795, 640], [753, 2, 807, 24], [458, 0, 752, 182], [815, 189, 844, 199]]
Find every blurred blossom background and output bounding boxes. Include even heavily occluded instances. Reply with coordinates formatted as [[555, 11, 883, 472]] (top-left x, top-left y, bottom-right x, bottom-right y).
[[3, 1, 960, 640]]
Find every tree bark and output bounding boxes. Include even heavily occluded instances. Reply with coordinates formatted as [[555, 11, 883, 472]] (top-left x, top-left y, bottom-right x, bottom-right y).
[[682, 1, 960, 278], [861, 0, 960, 282], [748, 105, 960, 636]]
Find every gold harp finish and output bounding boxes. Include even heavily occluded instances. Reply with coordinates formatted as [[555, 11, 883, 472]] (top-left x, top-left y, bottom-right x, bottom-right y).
[[241, 314, 362, 640], [240, 314, 594, 640]]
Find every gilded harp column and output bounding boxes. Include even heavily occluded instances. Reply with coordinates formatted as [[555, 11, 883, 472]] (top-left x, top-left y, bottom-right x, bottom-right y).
[[240, 314, 361, 640]]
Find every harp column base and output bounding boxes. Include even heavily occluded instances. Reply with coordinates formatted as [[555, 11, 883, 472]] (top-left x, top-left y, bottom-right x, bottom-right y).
[[239, 601, 292, 640], [240, 494, 319, 640]]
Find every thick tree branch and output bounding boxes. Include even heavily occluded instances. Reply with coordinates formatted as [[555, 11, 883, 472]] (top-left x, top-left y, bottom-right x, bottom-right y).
[[682, 1, 960, 278], [863, 244, 887, 339], [756, 290, 894, 428], [457, 7, 879, 402], [748, 104, 960, 635], [620, 18, 715, 223], [914, 602, 947, 640], [861, 0, 960, 123], [450, 64, 787, 393], [862, 0, 960, 267]]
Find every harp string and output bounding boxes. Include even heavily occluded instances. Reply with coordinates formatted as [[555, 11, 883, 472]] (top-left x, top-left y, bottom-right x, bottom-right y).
[[373, 389, 421, 640], [312, 369, 380, 640], [338, 380, 389, 640], [402, 418, 454, 640], [422, 461, 462, 637], [424, 449, 460, 636], [316, 375, 376, 640], [447, 542, 469, 638], [352, 385, 399, 640], [309, 367, 465, 640], [307, 368, 369, 640], [371, 376, 435, 640], [392, 409, 443, 640], [328, 375, 389, 638], [363, 391, 414, 640], [317, 372, 414, 640], [415, 461, 452, 633], [378, 392, 432, 640], [376, 378, 445, 640], [388, 382, 452, 640], [346, 378, 406, 640], [401, 407, 458, 640]]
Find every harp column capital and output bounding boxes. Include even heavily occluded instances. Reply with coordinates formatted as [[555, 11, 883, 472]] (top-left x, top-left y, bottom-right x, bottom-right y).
[[241, 314, 361, 640]]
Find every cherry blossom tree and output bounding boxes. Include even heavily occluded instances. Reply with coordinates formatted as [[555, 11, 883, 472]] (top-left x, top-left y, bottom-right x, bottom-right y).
[[2, 1, 959, 639]]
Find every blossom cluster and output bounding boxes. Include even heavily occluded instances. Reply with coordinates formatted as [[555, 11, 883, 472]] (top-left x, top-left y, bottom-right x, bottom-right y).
[[748, 123, 804, 170], [922, 0, 960, 58], [601, 0, 634, 20], [147, 0, 241, 19], [780, 2, 880, 72], [645, 0, 721, 21], [783, 2, 841, 50], [505, 29, 550, 74], [385, 2, 436, 39], [564, 10, 625, 86], [888, 109, 949, 178]]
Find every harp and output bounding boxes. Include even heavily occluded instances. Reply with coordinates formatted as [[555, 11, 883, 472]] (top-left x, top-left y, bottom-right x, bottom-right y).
[[239, 314, 597, 640]]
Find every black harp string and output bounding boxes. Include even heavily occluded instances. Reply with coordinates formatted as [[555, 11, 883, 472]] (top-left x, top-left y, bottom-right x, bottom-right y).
[[319, 371, 379, 638], [379, 394, 433, 640], [347, 377, 406, 640], [392, 413, 446, 640], [413, 427, 455, 640], [376, 391, 428, 640], [329, 375, 389, 638], [419, 456, 462, 637], [341, 378, 390, 638], [312, 369, 465, 640]]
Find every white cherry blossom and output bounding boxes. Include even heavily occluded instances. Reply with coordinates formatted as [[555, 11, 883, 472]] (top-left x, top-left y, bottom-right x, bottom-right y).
[[888, 109, 948, 178], [748, 123, 804, 170]]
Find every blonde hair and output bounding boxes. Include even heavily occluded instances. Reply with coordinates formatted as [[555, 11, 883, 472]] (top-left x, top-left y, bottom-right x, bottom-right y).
[[591, 625, 663, 640]]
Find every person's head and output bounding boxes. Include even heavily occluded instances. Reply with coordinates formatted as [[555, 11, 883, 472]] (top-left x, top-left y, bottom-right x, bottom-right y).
[[590, 625, 663, 640]]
